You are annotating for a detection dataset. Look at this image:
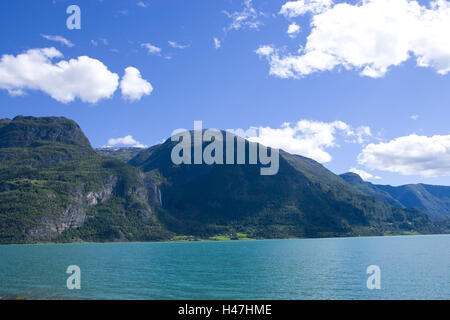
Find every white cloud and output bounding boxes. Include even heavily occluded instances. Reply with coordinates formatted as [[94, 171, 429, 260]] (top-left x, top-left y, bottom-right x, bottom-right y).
[[41, 34, 74, 47], [255, 45, 275, 57], [411, 114, 420, 120], [0, 47, 119, 103], [120, 67, 153, 101], [168, 41, 190, 49], [349, 168, 381, 180], [287, 22, 301, 38], [141, 43, 162, 55], [346, 126, 372, 144], [107, 135, 148, 148], [137, 1, 148, 8], [213, 37, 221, 49], [280, 0, 333, 17], [248, 120, 371, 163], [261, 0, 450, 78], [358, 134, 450, 177], [223, 0, 262, 31]]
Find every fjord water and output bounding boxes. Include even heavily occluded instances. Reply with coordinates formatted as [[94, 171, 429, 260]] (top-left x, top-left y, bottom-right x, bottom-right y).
[[0, 235, 448, 300]]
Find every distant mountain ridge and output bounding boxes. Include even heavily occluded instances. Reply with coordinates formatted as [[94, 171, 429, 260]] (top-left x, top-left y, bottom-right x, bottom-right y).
[[340, 172, 450, 220], [96, 147, 144, 162]]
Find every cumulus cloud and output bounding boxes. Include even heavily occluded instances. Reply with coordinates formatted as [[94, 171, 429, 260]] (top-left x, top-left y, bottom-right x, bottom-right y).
[[213, 37, 221, 49], [107, 135, 148, 148], [358, 134, 450, 177], [260, 0, 450, 78], [287, 22, 301, 38], [41, 34, 74, 47], [349, 168, 381, 180], [0, 47, 119, 103], [223, 0, 263, 31], [141, 43, 162, 55], [279, 0, 333, 17], [120, 67, 153, 101], [248, 120, 371, 163]]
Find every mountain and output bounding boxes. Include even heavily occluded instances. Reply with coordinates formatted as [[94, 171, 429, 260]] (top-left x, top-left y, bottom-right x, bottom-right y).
[[340, 172, 450, 220], [0, 116, 170, 244], [129, 131, 441, 239], [339, 173, 405, 208], [0, 117, 446, 244], [96, 147, 144, 162], [0, 116, 91, 148]]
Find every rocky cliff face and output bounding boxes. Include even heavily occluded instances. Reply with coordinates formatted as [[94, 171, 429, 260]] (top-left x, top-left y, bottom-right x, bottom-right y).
[[27, 176, 118, 240], [143, 174, 163, 207], [0, 117, 168, 244], [14, 166, 162, 242]]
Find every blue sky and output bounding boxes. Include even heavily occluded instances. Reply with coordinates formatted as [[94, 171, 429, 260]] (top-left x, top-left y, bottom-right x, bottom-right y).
[[1, 0, 450, 186]]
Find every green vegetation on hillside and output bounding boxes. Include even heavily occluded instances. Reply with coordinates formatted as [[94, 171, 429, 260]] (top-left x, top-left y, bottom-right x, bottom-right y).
[[0, 117, 447, 244], [0, 116, 169, 244], [130, 132, 443, 239]]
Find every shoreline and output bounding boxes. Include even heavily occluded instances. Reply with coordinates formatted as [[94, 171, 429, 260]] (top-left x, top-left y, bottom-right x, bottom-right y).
[[1, 232, 449, 246]]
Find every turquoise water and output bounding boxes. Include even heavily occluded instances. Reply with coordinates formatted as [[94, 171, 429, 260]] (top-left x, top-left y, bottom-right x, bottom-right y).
[[0, 235, 448, 299]]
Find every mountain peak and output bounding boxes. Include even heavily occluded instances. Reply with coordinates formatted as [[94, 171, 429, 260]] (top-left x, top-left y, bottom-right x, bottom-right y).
[[0, 116, 91, 148], [340, 172, 365, 184]]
